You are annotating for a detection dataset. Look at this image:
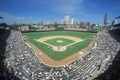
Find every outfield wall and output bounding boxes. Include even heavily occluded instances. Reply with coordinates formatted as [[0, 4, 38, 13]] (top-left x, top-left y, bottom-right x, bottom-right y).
[[21, 27, 98, 33]]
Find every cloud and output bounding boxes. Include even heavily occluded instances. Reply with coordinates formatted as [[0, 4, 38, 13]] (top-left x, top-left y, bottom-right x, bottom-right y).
[[54, 0, 85, 14], [15, 17, 25, 20], [0, 12, 24, 20], [0, 12, 33, 24]]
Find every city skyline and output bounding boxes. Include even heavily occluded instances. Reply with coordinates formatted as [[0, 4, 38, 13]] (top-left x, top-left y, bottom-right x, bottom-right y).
[[0, 0, 120, 24]]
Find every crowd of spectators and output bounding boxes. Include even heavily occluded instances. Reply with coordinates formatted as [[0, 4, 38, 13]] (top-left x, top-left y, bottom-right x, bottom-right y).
[[95, 28, 120, 80], [0, 28, 120, 80]]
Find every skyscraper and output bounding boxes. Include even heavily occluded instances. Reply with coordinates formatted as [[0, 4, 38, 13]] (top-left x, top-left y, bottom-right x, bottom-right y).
[[71, 18, 77, 25], [64, 15, 70, 25], [104, 13, 108, 26], [112, 20, 117, 25]]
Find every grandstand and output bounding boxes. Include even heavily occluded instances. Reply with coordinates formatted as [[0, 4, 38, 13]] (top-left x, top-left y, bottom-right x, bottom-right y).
[[0, 26, 120, 80]]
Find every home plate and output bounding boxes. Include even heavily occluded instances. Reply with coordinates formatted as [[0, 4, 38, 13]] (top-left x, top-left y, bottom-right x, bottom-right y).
[[79, 52, 83, 54], [39, 52, 42, 54]]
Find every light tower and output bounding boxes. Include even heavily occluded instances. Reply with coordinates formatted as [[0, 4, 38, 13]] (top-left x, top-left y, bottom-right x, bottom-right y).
[[0, 16, 4, 19]]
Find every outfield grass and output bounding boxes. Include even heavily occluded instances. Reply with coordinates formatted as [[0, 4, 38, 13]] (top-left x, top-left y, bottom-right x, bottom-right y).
[[23, 31, 96, 61]]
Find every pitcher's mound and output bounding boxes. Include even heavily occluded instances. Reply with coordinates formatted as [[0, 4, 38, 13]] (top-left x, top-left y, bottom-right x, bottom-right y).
[[53, 46, 67, 52], [56, 40, 63, 43]]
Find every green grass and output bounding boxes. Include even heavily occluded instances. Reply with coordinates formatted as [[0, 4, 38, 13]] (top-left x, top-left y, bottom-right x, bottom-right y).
[[23, 31, 96, 61], [45, 38, 75, 46]]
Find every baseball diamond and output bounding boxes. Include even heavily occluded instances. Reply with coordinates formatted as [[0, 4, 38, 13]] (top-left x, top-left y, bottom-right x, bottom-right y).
[[23, 31, 96, 64], [36, 36, 83, 51], [1, 1, 120, 79]]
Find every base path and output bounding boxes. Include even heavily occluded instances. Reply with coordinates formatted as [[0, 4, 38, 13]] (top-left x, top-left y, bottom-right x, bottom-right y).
[[28, 40, 94, 67], [36, 36, 83, 52]]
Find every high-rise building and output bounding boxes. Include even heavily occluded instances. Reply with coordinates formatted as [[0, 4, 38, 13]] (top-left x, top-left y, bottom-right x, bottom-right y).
[[61, 20, 65, 25], [112, 20, 117, 25], [104, 13, 108, 26], [71, 18, 77, 25], [64, 15, 70, 25]]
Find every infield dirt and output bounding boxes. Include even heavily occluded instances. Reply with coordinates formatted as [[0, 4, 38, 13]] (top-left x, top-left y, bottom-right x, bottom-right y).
[[36, 36, 83, 52]]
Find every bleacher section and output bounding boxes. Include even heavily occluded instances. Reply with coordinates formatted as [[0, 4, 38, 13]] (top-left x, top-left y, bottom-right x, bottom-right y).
[[95, 28, 120, 80]]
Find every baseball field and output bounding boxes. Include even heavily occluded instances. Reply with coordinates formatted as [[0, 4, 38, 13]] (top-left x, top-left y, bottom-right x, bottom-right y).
[[23, 31, 96, 61]]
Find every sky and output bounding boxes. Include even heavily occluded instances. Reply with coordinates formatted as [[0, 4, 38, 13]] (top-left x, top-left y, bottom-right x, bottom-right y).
[[0, 0, 120, 24]]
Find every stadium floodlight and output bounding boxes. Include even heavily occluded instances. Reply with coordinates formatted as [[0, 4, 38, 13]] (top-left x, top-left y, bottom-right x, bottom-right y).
[[116, 16, 120, 19], [0, 16, 4, 19]]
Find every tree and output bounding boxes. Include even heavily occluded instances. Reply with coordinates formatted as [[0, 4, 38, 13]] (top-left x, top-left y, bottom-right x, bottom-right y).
[[0, 23, 7, 26]]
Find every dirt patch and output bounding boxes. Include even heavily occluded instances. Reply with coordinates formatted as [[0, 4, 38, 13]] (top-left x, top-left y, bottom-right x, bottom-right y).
[[53, 46, 67, 51], [28, 39, 94, 67]]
